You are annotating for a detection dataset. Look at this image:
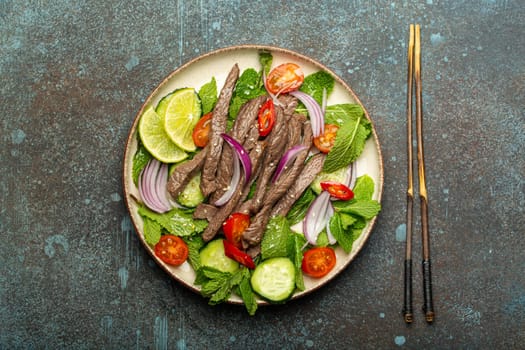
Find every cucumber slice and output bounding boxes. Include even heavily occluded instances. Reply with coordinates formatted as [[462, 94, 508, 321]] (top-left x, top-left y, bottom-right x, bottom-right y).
[[310, 166, 349, 194], [251, 257, 296, 302], [199, 239, 239, 273]]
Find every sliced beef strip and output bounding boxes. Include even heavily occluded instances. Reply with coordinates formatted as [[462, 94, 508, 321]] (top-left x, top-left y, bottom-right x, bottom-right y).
[[201, 141, 267, 242], [277, 94, 298, 117], [270, 153, 326, 217], [236, 104, 290, 215], [242, 119, 313, 249], [260, 119, 312, 207], [193, 203, 218, 221], [166, 145, 208, 200], [200, 64, 240, 197], [209, 95, 266, 203]]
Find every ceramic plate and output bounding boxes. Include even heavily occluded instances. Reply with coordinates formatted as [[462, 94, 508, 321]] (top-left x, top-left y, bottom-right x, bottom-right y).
[[123, 45, 383, 305]]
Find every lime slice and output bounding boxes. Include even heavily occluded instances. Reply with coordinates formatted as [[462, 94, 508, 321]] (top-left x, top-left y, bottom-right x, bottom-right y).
[[164, 88, 202, 152], [138, 106, 188, 163]]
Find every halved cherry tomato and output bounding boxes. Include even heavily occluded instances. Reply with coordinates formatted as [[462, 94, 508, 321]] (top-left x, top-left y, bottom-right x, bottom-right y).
[[223, 240, 256, 269], [265, 63, 304, 95], [222, 212, 250, 249], [258, 99, 275, 136], [313, 124, 339, 153], [301, 247, 337, 278], [154, 235, 189, 266], [320, 181, 354, 201], [192, 112, 213, 148]]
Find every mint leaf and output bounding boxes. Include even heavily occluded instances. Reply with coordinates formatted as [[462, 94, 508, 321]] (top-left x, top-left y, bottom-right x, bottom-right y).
[[138, 206, 208, 237], [353, 175, 375, 200], [229, 68, 266, 119], [198, 77, 217, 114], [339, 212, 358, 229], [259, 51, 273, 76], [300, 71, 335, 105], [324, 104, 365, 126], [132, 142, 151, 185], [334, 199, 381, 220], [142, 216, 162, 246], [184, 236, 205, 271], [323, 115, 370, 173], [286, 188, 316, 225], [238, 274, 257, 316], [291, 233, 307, 291], [261, 216, 293, 260], [329, 213, 355, 253]]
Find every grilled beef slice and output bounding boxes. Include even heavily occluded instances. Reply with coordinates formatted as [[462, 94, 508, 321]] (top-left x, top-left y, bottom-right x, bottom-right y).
[[200, 64, 240, 197], [210, 95, 266, 203], [270, 152, 326, 217], [166, 146, 208, 199], [236, 101, 294, 215], [242, 117, 313, 249], [201, 141, 267, 242]]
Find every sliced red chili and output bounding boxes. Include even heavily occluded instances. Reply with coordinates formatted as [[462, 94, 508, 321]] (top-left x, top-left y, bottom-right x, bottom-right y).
[[320, 181, 354, 201], [223, 240, 256, 269], [258, 99, 275, 137]]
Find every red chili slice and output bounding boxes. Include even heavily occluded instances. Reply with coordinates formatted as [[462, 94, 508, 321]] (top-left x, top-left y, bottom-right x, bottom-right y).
[[223, 240, 255, 269], [258, 99, 275, 137], [320, 181, 354, 201]]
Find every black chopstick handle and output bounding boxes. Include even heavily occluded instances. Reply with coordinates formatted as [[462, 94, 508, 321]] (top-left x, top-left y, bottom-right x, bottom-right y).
[[403, 258, 413, 323], [422, 259, 435, 323]]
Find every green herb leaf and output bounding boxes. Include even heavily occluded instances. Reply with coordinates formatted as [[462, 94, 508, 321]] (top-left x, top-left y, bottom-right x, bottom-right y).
[[229, 68, 267, 120], [291, 233, 307, 291], [142, 216, 162, 246], [333, 199, 381, 220], [261, 216, 293, 260], [238, 273, 258, 316], [259, 51, 273, 76], [299, 71, 335, 105], [184, 236, 205, 271], [138, 206, 208, 237], [352, 175, 375, 200], [329, 213, 355, 253], [324, 104, 365, 126], [323, 115, 370, 173], [132, 142, 151, 185], [286, 188, 316, 225], [198, 77, 218, 114]]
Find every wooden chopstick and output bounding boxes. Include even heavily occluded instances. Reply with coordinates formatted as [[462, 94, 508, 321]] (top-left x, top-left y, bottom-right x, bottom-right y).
[[403, 24, 415, 324], [403, 24, 435, 324], [414, 24, 435, 324]]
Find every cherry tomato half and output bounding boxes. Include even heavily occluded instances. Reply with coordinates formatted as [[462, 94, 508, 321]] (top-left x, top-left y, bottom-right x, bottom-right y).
[[320, 181, 355, 201], [301, 247, 337, 278], [222, 212, 250, 250], [154, 235, 189, 266], [192, 112, 213, 148], [313, 124, 339, 153], [265, 63, 304, 95], [258, 99, 275, 137], [223, 239, 256, 269]]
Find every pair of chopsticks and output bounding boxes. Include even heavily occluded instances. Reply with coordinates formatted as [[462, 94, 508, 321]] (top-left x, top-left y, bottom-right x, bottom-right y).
[[403, 24, 435, 324]]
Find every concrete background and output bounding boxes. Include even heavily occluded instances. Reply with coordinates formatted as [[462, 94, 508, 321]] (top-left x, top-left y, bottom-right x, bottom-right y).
[[1, 1, 523, 349]]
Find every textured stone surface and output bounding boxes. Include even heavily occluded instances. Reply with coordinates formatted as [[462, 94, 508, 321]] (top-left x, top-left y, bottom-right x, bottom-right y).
[[1, 1, 524, 348]]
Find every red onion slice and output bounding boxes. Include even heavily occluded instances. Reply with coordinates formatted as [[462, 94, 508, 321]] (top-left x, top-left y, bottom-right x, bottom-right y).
[[138, 159, 171, 213], [272, 145, 307, 183], [303, 191, 331, 245], [325, 203, 337, 245], [214, 155, 241, 206], [289, 90, 324, 137], [221, 133, 252, 184]]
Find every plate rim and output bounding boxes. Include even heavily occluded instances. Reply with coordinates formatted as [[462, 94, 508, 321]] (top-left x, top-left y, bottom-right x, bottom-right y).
[[122, 44, 384, 305]]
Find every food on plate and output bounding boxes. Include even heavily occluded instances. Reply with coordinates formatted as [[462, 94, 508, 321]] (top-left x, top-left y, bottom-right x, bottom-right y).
[[131, 51, 381, 315]]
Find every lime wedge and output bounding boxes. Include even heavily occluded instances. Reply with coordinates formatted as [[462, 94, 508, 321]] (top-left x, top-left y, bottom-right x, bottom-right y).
[[138, 106, 188, 163], [164, 88, 202, 152]]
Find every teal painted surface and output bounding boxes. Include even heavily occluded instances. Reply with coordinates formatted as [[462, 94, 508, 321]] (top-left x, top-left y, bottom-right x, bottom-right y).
[[1, 0, 524, 348]]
